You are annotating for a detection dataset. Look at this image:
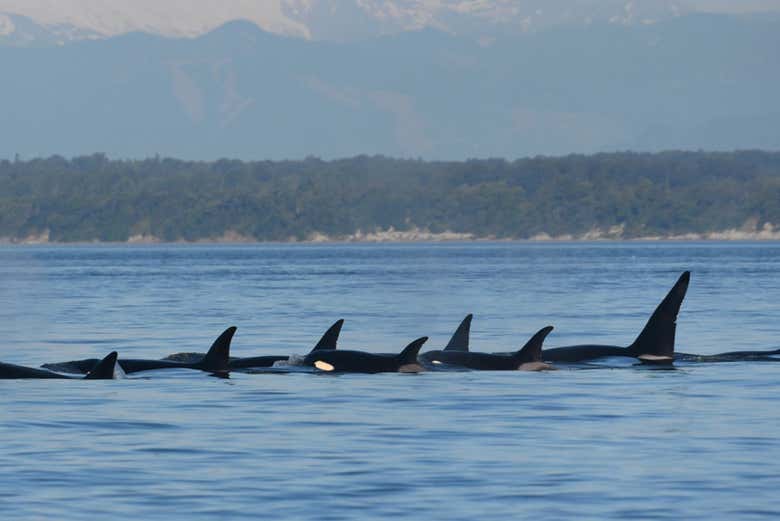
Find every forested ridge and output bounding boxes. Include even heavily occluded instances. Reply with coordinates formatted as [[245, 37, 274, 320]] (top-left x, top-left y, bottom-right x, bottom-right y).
[[1, 151, 780, 242]]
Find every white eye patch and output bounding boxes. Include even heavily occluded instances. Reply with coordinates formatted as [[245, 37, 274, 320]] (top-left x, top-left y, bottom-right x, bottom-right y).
[[314, 360, 335, 372]]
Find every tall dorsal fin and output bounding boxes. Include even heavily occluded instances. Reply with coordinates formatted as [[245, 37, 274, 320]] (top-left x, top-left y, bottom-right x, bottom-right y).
[[83, 351, 119, 380], [628, 271, 690, 358], [444, 314, 472, 352], [198, 326, 236, 372], [397, 337, 428, 365], [513, 326, 554, 363], [311, 319, 344, 351]]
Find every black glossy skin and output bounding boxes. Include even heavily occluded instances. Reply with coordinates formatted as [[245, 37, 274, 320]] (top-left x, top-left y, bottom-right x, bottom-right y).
[[675, 349, 780, 362], [159, 354, 289, 368], [541, 345, 631, 363], [419, 351, 527, 370], [2, 352, 118, 380], [119, 359, 213, 373], [303, 337, 427, 374], [540, 271, 691, 363], [421, 326, 553, 370], [0, 362, 71, 379], [42, 327, 236, 375], [227, 356, 290, 369], [45, 353, 273, 374], [161, 319, 345, 370], [303, 351, 407, 373], [40, 358, 101, 374], [47, 358, 221, 374]]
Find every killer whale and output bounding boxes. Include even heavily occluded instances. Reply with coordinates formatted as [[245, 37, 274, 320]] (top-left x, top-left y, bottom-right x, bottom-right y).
[[1, 351, 120, 380], [42, 327, 235, 375], [371, 315, 472, 357], [540, 271, 690, 363], [420, 326, 554, 371], [162, 319, 345, 370], [231, 318, 344, 369], [442, 314, 472, 352], [675, 348, 780, 363], [304, 337, 428, 373]]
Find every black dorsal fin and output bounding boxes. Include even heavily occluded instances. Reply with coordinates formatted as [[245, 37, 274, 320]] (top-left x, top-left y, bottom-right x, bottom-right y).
[[628, 271, 690, 358], [513, 326, 554, 363], [397, 337, 428, 365], [83, 351, 119, 380], [198, 326, 236, 372], [443, 314, 472, 352], [311, 319, 344, 351]]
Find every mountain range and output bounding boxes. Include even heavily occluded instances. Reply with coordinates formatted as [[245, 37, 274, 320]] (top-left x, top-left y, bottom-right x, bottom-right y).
[[0, 1, 706, 44], [0, 10, 778, 159], [1, 1, 778, 44]]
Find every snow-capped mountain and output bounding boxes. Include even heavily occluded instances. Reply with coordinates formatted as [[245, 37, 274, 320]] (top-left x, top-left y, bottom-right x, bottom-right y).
[[286, 0, 686, 40], [1, 11, 778, 159], [0, 0, 739, 45], [0, 12, 101, 46], [0, 1, 311, 42]]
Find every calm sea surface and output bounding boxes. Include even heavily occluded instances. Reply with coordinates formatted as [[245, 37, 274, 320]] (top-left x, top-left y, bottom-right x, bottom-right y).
[[1, 242, 779, 520]]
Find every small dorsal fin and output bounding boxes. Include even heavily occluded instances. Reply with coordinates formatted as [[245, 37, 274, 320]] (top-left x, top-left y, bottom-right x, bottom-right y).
[[397, 337, 428, 365], [311, 319, 344, 351], [513, 326, 554, 364], [198, 326, 236, 372], [444, 314, 472, 352], [628, 271, 690, 358], [83, 351, 119, 380]]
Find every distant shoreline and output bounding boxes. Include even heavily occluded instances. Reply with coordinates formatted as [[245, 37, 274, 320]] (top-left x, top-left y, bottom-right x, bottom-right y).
[[4, 151, 780, 246], [3, 229, 780, 246]]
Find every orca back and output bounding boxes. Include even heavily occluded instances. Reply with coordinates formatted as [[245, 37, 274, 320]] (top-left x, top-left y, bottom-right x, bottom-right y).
[[197, 326, 236, 372], [513, 326, 554, 364], [0, 361, 70, 379], [310, 319, 344, 351], [628, 271, 690, 358], [84, 352, 120, 380], [443, 315, 472, 352]]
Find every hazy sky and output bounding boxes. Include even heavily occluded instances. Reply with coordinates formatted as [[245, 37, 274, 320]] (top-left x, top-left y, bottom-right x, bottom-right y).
[[1, 0, 779, 40], [687, 0, 780, 11]]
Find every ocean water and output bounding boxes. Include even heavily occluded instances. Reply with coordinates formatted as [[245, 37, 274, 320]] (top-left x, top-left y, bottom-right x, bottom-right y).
[[0, 242, 778, 520]]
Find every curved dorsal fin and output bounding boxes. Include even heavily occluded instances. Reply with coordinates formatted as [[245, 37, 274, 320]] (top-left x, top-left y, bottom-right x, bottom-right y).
[[84, 351, 119, 380], [628, 271, 690, 358], [444, 314, 472, 352], [513, 326, 554, 363], [311, 319, 344, 351], [397, 337, 428, 364], [199, 326, 236, 372]]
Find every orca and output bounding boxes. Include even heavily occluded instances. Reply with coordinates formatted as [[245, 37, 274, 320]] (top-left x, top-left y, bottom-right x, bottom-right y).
[[162, 319, 345, 369], [540, 271, 690, 363], [420, 326, 554, 371], [370, 315, 472, 357], [442, 314, 472, 352], [42, 327, 235, 374], [304, 337, 428, 373], [675, 348, 780, 363], [1, 351, 120, 380]]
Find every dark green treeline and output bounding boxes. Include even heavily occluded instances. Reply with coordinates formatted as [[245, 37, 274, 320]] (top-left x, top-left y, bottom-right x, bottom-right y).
[[1, 151, 779, 242]]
